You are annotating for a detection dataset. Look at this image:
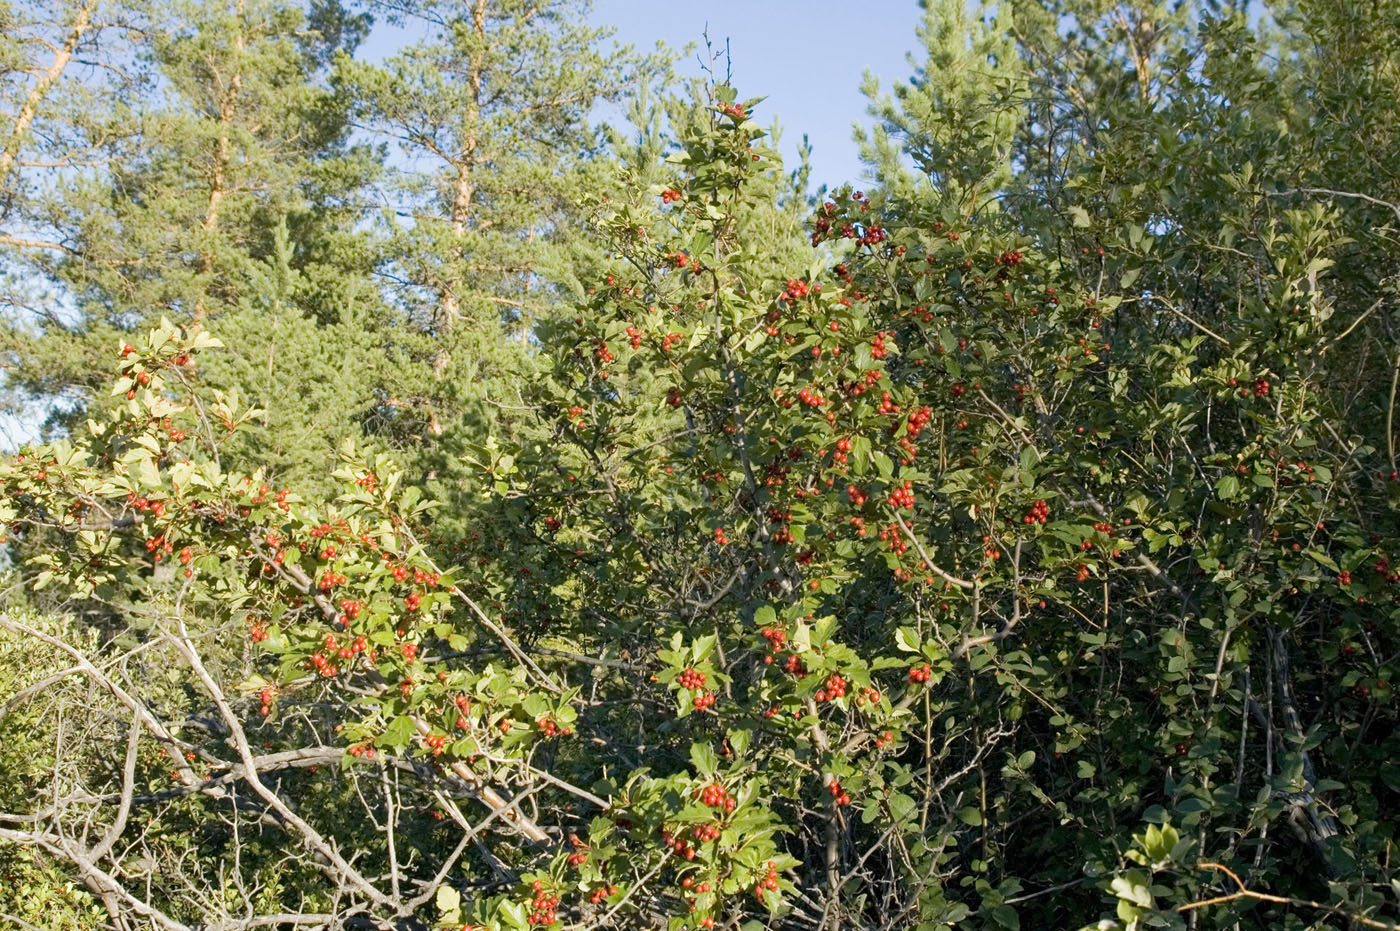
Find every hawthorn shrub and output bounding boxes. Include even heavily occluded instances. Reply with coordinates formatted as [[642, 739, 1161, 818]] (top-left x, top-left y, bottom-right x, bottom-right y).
[[1, 87, 1397, 931]]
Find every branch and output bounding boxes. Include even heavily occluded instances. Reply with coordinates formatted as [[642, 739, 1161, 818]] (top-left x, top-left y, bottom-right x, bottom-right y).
[[246, 539, 552, 842], [0, 0, 98, 180], [166, 616, 395, 910], [890, 511, 975, 589], [0, 826, 192, 931], [1179, 862, 1397, 930], [0, 233, 73, 252], [1266, 187, 1400, 224]]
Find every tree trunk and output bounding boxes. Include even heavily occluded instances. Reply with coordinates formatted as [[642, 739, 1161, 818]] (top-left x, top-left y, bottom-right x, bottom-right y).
[[0, 0, 98, 182], [428, 0, 487, 435], [437, 0, 487, 338], [193, 0, 246, 322]]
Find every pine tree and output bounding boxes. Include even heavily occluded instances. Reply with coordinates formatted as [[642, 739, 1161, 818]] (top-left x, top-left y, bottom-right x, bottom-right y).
[[0, 0, 384, 489], [855, 0, 1026, 210], [331, 0, 667, 442]]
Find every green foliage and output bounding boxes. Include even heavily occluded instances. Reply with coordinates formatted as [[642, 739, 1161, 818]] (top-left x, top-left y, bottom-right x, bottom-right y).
[[2, 1, 1400, 930]]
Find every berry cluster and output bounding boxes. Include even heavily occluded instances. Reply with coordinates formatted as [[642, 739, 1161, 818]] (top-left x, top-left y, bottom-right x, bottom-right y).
[[996, 249, 1024, 266], [661, 187, 682, 203], [760, 626, 787, 652], [888, 481, 915, 510], [661, 331, 685, 352], [145, 533, 174, 562], [323, 633, 370, 665], [797, 386, 827, 408], [832, 437, 852, 465], [317, 570, 346, 591], [779, 278, 811, 306], [907, 404, 932, 435], [660, 828, 698, 860], [678, 668, 706, 690], [257, 687, 274, 716], [693, 691, 716, 711], [874, 730, 895, 750], [712, 527, 730, 546], [908, 664, 932, 685], [1024, 500, 1050, 524], [128, 494, 168, 518], [857, 222, 886, 246], [536, 717, 569, 737], [827, 779, 851, 806], [698, 782, 735, 811], [815, 674, 847, 703], [159, 416, 186, 443], [423, 733, 448, 755], [308, 651, 340, 677], [844, 367, 884, 397], [588, 885, 618, 904], [625, 324, 642, 349], [528, 881, 560, 926], [754, 862, 781, 903]]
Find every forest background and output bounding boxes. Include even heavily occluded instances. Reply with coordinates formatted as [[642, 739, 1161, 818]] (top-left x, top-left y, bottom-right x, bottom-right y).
[[1, 1, 1398, 930]]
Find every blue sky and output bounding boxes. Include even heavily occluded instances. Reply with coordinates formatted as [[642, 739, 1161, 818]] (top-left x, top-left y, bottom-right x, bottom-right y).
[[587, 0, 925, 187], [358, 0, 927, 187], [0, 1, 928, 449]]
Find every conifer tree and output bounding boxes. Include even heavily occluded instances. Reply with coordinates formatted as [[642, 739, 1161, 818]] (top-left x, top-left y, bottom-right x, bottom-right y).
[[332, 0, 667, 443]]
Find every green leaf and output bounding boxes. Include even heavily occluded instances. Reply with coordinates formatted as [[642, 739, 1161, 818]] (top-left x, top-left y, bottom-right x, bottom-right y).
[[690, 742, 719, 776], [436, 885, 461, 917], [990, 904, 1021, 930], [1110, 872, 1154, 908], [380, 716, 416, 753]]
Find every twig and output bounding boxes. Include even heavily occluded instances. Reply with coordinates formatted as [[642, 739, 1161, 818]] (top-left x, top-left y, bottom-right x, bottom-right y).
[[1179, 862, 1398, 929], [890, 511, 975, 589]]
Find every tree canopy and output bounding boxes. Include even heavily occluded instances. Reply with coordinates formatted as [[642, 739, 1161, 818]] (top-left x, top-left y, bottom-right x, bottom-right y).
[[1, 2, 1398, 930]]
